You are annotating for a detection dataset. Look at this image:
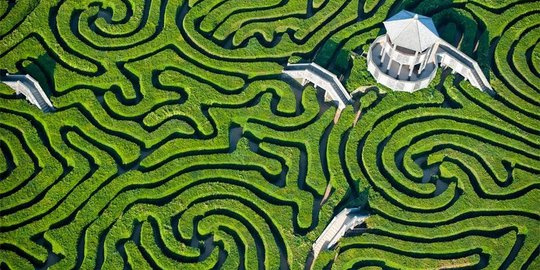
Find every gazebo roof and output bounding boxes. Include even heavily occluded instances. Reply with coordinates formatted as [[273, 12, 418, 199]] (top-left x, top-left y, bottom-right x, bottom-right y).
[[383, 10, 439, 52]]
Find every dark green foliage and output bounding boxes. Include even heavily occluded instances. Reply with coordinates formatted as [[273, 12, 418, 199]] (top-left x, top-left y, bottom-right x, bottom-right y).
[[345, 56, 378, 92]]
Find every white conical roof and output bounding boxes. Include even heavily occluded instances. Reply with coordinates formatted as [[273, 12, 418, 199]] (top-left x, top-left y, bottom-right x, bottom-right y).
[[383, 10, 439, 52]]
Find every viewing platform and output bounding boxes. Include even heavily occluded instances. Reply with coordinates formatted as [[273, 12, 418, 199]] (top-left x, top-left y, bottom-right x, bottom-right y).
[[368, 35, 438, 92], [367, 10, 492, 93]]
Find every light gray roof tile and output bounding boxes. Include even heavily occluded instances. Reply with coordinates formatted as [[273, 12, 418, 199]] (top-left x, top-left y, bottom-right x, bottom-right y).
[[383, 10, 439, 52]]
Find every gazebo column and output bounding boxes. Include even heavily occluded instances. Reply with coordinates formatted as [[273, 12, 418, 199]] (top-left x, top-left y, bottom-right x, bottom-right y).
[[409, 51, 419, 78], [380, 44, 387, 64], [386, 58, 393, 73], [385, 43, 397, 72], [419, 46, 432, 75], [429, 42, 440, 63], [380, 40, 386, 56], [396, 63, 403, 79], [420, 42, 440, 75]]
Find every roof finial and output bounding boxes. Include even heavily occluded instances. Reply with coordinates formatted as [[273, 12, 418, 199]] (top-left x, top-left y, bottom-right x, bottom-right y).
[[413, 14, 419, 20]]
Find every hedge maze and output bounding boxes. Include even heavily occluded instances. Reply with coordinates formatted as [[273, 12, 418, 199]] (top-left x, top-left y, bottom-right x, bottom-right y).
[[0, 0, 538, 269]]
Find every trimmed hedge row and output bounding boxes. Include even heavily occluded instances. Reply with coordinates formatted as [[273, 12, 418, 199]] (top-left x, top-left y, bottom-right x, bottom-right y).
[[0, 0, 538, 269], [466, 1, 540, 118], [336, 60, 539, 266], [181, 0, 393, 63], [334, 231, 513, 269], [0, 126, 35, 195], [230, 0, 350, 46], [363, 214, 540, 269], [45, 170, 311, 269], [493, 13, 540, 108]]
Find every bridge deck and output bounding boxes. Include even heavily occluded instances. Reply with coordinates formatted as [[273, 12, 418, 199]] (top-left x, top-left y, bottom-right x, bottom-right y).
[[283, 63, 352, 109]]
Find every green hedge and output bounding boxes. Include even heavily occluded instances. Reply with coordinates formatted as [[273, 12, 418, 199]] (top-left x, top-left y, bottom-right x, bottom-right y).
[[0, 0, 538, 269]]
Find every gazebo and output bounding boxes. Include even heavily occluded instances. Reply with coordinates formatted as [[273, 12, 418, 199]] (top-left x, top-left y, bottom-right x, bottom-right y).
[[367, 10, 492, 93]]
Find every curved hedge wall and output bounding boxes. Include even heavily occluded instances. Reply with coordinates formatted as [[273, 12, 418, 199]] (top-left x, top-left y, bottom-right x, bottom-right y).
[[0, 0, 538, 269]]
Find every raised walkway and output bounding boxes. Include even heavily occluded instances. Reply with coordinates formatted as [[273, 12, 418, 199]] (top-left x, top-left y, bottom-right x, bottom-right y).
[[1, 73, 54, 112], [282, 63, 352, 110], [312, 208, 368, 259], [436, 40, 493, 93]]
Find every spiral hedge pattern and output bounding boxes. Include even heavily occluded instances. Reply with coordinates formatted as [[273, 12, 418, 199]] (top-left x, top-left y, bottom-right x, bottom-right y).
[[0, 0, 538, 269]]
